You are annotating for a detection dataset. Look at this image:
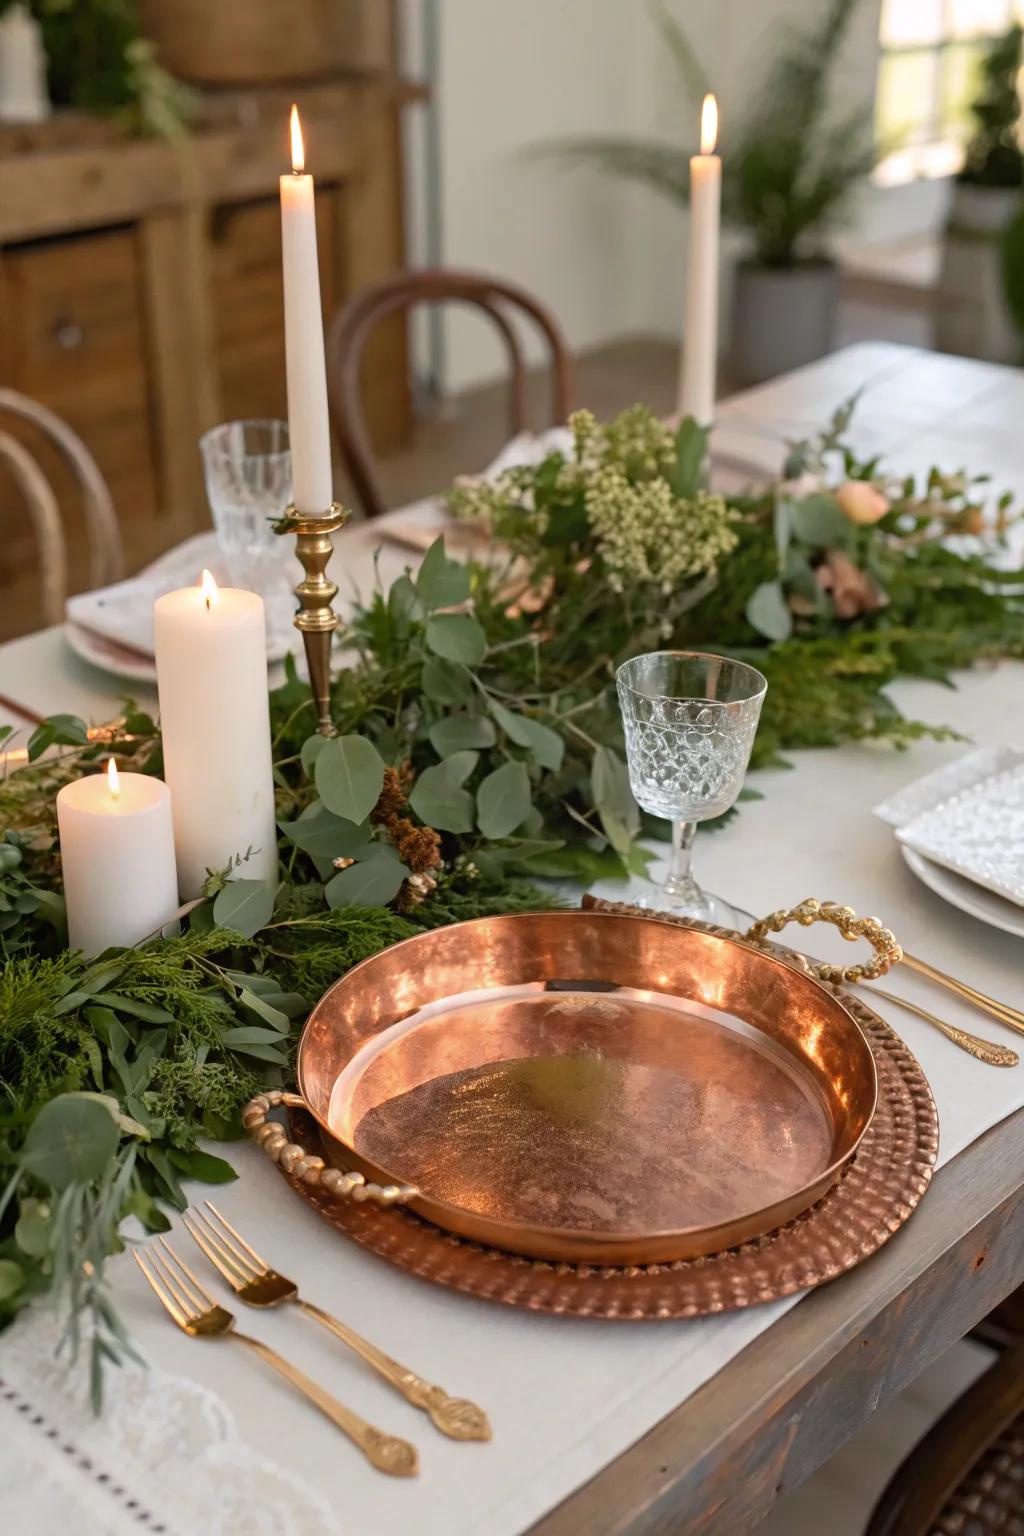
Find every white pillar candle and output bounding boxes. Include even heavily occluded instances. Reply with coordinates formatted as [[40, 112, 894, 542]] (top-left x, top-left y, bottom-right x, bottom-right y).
[[57, 758, 179, 957], [678, 94, 722, 427], [154, 571, 278, 900], [280, 103, 334, 514]]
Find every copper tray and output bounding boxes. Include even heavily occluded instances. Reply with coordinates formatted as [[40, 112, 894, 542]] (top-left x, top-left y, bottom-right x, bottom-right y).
[[289, 910, 879, 1265], [273, 979, 936, 1319]]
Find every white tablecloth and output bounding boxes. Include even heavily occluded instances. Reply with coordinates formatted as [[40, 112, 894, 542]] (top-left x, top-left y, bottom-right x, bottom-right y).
[[2, 343, 1023, 1536]]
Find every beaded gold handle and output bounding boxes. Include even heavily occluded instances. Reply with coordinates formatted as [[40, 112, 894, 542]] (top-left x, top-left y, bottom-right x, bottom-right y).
[[744, 897, 903, 983], [242, 1090, 418, 1205]]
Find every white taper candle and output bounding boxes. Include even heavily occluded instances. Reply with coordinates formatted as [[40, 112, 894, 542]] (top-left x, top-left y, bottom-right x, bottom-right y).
[[678, 95, 722, 427], [280, 103, 334, 514]]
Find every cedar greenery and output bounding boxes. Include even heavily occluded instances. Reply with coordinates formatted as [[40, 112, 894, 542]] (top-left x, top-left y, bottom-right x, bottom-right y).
[[0, 393, 1021, 1400]]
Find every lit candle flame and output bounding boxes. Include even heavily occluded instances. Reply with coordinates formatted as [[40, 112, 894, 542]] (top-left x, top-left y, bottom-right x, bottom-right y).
[[290, 103, 305, 175], [200, 568, 219, 611], [107, 756, 120, 801], [700, 94, 718, 156]]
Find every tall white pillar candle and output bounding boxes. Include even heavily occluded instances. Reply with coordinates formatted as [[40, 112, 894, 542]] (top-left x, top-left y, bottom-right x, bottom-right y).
[[280, 103, 334, 514], [57, 758, 179, 957], [678, 94, 722, 427], [154, 571, 278, 900]]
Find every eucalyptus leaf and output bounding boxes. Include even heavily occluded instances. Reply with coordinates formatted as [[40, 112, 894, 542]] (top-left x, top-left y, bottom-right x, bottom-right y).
[[314, 735, 386, 824], [167, 1148, 237, 1185], [212, 877, 279, 938], [745, 579, 793, 642], [325, 856, 409, 909], [21, 1097, 120, 1191], [388, 573, 424, 631], [237, 989, 290, 1033], [428, 714, 496, 757], [0, 1260, 24, 1302], [425, 612, 487, 666], [422, 656, 473, 706], [15, 1198, 52, 1259], [488, 700, 564, 771], [415, 535, 470, 610], [790, 493, 851, 548], [590, 746, 639, 834], [476, 759, 532, 840], [300, 734, 328, 777], [408, 750, 479, 833], [278, 801, 373, 861], [27, 713, 89, 763], [669, 416, 709, 499]]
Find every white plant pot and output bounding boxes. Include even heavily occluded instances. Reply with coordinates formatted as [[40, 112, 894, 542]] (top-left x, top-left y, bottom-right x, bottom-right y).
[[935, 183, 1020, 364], [730, 260, 840, 388]]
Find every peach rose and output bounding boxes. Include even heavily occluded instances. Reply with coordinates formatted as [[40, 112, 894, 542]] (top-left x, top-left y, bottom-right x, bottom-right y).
[[835, 480, 890, 525]]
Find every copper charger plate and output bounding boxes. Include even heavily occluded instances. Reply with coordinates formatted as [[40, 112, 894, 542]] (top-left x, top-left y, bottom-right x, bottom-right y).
[[296, 909, 879, 1265], [272, 913, 937, 1315]]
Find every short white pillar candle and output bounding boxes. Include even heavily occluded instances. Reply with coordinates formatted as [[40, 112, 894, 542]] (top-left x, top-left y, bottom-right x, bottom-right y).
[[57, 758, 179, 957], [154, 570, 278, 899]]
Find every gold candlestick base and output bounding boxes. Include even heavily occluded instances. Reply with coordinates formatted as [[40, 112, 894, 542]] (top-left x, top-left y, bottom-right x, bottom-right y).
[[276, 501, 348, 737]]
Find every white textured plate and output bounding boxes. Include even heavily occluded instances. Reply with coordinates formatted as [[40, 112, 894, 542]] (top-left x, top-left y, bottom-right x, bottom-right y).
[[65, 620, 158, 684], [897, 764, 1024, 909], [900, 845, 1024, 940]]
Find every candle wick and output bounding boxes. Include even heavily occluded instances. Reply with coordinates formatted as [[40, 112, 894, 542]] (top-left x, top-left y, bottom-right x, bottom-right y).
[[205, 595, 211, 612]]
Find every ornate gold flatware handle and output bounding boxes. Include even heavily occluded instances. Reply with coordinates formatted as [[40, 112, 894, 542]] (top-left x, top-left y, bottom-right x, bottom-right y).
[[864, 984, 1018, 1068], [744, 897, 902, 983], [298, 1300, 492, 1442], [901, 951, 1024, 1037], [237, 1333, 418, 1476], [242, 1089, 419, 1206]]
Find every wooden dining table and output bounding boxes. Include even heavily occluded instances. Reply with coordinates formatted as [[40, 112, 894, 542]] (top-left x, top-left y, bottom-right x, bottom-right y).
[[1, 341, 1023, 1536]]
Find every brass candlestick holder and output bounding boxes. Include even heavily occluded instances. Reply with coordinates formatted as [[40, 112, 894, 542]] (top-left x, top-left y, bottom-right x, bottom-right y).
[[276, 502, 348, 737]]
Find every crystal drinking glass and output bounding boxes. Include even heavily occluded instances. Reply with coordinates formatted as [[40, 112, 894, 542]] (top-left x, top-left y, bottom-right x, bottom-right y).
[[199, 419, 293, 597], [616, 650, 767, 925]]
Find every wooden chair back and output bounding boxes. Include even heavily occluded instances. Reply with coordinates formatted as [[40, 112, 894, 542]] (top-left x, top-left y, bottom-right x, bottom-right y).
[[866, 1331, 1024, 1536], [327, 268, 572, 519], [0, 388, 122, 628]]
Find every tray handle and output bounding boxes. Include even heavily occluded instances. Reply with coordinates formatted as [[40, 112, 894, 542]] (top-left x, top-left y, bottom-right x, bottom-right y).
[[744, 898, 902, 983], [242, 1090, 418, 1206]]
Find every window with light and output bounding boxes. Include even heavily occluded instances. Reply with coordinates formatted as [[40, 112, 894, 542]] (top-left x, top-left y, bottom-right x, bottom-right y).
[[876, 0, 1024, 184]]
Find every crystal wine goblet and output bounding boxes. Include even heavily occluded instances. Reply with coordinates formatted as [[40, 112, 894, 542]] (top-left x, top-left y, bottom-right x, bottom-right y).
[[200, 419, 293, 599], [616, 650, 767, 925]]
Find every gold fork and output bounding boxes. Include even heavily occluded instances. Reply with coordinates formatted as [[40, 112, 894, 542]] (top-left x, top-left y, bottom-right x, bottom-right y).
[[133, 1239, 419, 1476], [183, 1201, 491, 1442]]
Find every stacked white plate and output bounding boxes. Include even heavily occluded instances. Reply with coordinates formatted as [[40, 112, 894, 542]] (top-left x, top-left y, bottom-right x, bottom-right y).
[[875, 747, 1024, 939]]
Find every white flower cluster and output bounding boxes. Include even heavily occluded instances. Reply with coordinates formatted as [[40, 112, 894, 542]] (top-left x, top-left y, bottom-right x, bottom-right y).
[[447, 465, 546, 535], [586, 466, 737, 595]]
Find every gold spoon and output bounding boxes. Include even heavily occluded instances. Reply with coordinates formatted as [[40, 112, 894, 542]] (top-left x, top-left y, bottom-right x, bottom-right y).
[[861, 982, 1019, 1067]]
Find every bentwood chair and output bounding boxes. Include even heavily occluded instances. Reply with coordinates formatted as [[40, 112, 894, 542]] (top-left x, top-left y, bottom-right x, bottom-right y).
[[865, 1288, 1024, 1536], [327, 268, 573, 520], [0, 387, 122, 627]]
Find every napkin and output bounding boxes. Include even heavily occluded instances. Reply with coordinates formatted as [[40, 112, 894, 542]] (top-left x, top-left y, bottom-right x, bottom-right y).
[[896, 764, 1024, 910], [66, 569, 294, 665]]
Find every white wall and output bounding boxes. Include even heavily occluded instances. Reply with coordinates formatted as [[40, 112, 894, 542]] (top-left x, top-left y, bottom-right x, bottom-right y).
[[423, 0, 949, 394]]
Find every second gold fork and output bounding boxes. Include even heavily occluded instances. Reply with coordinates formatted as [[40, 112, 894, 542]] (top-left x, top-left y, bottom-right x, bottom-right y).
[[184, 1201, 491, 1442]]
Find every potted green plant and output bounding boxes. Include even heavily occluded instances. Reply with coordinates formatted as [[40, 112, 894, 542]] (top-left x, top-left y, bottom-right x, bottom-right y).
[[543, 0, 876, 386], [936, 23, 1023, 362]]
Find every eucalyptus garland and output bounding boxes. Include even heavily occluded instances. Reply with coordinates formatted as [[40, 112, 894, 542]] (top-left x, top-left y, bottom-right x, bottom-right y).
[[1, 399, 1021, 1402]]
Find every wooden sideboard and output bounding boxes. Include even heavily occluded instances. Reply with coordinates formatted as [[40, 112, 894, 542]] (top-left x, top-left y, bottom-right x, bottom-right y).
[[0, 69, 415, 641]]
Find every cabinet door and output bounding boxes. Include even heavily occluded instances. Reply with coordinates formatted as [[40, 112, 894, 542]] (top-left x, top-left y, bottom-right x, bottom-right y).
[[0, 226, 159, 638], [211, 191, 338, 426]]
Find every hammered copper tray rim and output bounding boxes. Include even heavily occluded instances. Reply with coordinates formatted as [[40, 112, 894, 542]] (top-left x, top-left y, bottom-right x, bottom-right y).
[[297, 909, 880, 1263], [276, 979, 938, 1320]]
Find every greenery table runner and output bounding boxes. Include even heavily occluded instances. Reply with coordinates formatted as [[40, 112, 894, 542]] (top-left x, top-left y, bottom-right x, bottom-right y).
[[1, 400, 1021, 1402]]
